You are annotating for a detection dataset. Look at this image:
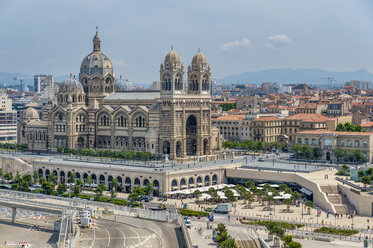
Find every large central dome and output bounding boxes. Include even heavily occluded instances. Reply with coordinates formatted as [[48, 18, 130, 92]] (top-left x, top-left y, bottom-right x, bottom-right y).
[[80, 30, 114, 76]]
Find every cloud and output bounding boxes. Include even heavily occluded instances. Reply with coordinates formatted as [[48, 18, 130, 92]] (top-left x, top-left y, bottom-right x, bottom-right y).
[[266, 34, 292, 48], [220, 38, 252, 52], [112, 58, 129, 68]]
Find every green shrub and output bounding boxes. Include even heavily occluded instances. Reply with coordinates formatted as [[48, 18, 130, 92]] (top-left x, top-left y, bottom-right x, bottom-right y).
[[109, 199, 129, 206], [180, 209, 209, 217], [243, 220, 303, 230], [314, 227, 358, 236], [336, 170, 349, 176]]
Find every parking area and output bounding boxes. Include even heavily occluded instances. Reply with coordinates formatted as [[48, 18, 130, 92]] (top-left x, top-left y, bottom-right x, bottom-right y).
[[77, 217, 161, 248]]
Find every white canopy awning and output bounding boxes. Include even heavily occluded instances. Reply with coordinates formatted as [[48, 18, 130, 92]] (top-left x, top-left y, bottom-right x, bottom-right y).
[[201, 193, 212, 200], [231, 189, 241, 197], [258, 183, 279, 188]]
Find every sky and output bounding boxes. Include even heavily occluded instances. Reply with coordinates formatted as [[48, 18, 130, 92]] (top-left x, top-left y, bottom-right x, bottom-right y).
[[0, 0, 373, 85]]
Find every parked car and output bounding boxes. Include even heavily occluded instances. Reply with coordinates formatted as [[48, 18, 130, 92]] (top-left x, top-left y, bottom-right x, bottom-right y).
[[158, 196, 167, 201], [184, 218, 191, 228], [139, 196, 153, 202], [258, 158, 265, 162]]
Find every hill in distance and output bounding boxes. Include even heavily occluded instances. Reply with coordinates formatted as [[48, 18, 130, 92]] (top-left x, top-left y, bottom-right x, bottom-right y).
[[218, 68, 373, 86]]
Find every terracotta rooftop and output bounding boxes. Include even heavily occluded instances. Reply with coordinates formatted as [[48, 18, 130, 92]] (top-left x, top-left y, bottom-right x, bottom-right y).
[[297, 129, 373, 136], [253, 116, 281, 122], [361, 122, 373, 128], [285, 113, 330, 122], [213, 115, 245, 121]]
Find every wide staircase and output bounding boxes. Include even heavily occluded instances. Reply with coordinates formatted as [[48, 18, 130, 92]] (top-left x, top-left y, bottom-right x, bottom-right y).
[[320, 185, 355, 215]]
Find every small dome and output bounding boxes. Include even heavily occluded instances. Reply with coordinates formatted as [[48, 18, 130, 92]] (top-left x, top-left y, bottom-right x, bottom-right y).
[[165, 46, 180, 63], [114, 75, 131, 91], [59, 75, 84, 93], [192, 49, 207, 65], [24, 107, 39, 120]]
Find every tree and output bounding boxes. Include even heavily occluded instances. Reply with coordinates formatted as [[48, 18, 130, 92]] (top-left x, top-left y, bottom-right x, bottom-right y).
[[305, 201, 314, 208], [279, 184, 288, 192], [193, 190, 202, 202], [341, 165, 349, 174], [215, 224, 237, 248], [283, 198, 293, 211], [224, 189, 236, 202], [245, 181, 255, 190], [133, 186, 146, 196], [73, 185, 82, 195], [85, 176, 93, 190], [19, 180, 30, 192], [22, 174, 32, 184], [3, 172, 13, 183], [312, 147, 322, 160], [33, 170, 39, 184], [244, 191, 255, 207], [282, 235, 293, 247], [0, 168, 3, 178], [144, 182, 154, 195], [49, 173, 57, 184], [128, 192, 139, 202], [288, 241, 302, 248], [110, 178, 120, 191], [69, 172, 77, 184], [110, 188, 117, 199], [95, 184, 107, 198], [208, 187, 219, 202], [42, 181, 54, 195], [336, 122, 364, 132], [57, 183, 68, 194], [291, 192, 301, 204], [361, 176, 371, 190], [220, 103, 236, 112], [358, 170, 365, 179]]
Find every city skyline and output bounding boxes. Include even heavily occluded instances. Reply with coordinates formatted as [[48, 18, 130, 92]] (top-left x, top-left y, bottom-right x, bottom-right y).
[[0, 0, 373, 84]]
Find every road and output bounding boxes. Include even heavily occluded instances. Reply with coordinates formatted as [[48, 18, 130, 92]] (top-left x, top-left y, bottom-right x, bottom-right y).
[[78, 217, 161, 248]]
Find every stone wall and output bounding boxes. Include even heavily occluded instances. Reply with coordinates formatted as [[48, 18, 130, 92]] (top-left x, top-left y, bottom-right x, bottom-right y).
[[0, 155, 33, 175], [338, 184, 373, 216]]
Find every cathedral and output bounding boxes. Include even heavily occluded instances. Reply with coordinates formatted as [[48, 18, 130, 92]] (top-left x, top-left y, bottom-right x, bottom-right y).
[[18, 30, 221, 160]]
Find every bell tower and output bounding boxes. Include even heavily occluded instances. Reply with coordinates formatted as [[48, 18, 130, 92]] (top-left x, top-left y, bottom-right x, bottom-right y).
[[160, 46, 185, 96]]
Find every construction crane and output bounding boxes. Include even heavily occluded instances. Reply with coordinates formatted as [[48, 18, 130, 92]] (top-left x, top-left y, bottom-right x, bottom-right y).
[[13, 76, 24, 92], [319, 77, 336, 89]]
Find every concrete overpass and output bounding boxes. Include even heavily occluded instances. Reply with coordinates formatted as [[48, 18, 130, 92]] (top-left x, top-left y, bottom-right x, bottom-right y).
[[0, 199, 64, 222]]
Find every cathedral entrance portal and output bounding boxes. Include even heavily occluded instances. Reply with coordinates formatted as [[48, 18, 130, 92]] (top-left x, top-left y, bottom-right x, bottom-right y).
[[186, 115, 197, 156], [203, 138, 209, 155], [176, 141, 183, 158], [163, 141, 170, 155], [77, 137, 85, 149]]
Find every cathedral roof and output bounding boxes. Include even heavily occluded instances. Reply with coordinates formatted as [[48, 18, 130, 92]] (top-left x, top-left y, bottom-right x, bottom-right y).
[[24, 107, 39, 121], [28, 120, 48, 127], [59, 75, 84, 93], [192, 48, 207, 65], [80, 29, 113, 76], [105, 91, 160, 100], [164, 45, 180, 63], [114, 75, 131, 91]]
